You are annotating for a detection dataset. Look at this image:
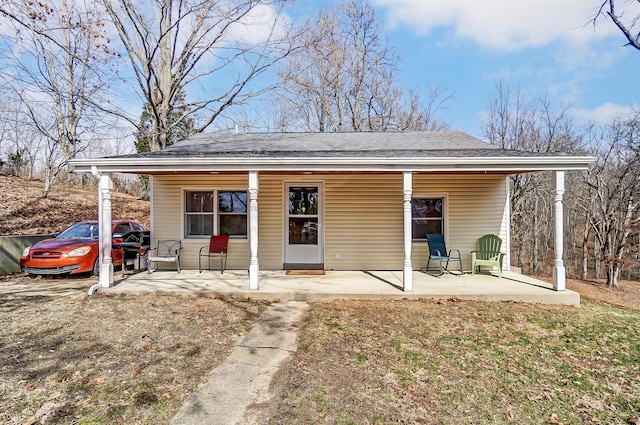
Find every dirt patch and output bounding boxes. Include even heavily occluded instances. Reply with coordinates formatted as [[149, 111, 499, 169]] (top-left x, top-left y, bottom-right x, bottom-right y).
[[565, 278, 640, 310], [0, 174, 150, 235]]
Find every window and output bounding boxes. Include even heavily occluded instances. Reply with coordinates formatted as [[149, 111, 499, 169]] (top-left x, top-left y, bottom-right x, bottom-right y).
[[185, 190, 247, 238], [411, 197, 444, 240], [218, 191, 248, 237]]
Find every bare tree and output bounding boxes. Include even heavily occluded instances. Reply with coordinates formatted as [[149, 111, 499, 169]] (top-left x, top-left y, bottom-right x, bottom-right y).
[[276, 0, 449, 132], [595, 0, 640, 50], [0, 0, 118, 196], [102, 0, 300, 151], [482, 83, 585, 275], [0, 93, 42, 179], [583, 112, 640, 287]]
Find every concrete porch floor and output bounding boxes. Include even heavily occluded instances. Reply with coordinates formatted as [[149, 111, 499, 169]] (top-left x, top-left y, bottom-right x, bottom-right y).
[[102, 269, 580, 306]]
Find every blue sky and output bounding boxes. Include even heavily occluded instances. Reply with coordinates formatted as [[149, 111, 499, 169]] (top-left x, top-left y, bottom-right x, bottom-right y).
[[296, 0, 640, 139]]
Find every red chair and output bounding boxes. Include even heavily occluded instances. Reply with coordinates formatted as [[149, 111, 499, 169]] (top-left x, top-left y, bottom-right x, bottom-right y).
[[199, 235, 229, 273]]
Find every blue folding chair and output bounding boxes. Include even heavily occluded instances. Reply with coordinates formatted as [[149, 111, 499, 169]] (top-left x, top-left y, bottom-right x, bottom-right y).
[[424, 233, 463, 276]]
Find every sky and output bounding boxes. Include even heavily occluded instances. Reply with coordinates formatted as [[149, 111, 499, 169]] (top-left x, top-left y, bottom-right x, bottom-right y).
[[297, 0, 640, 139]]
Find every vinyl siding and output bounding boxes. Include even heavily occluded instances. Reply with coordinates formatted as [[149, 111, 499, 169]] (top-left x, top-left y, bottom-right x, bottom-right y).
[[152, 174, 250, 270], [151, 172, 508, 271], [411, 174, 508, 270]]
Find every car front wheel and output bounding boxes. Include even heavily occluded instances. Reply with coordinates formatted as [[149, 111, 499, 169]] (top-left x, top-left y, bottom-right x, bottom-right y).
[[92, 258, 100, 276]]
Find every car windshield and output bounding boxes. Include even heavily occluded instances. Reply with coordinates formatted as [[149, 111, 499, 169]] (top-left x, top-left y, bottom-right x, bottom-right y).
[[56, 223, 99, 239]]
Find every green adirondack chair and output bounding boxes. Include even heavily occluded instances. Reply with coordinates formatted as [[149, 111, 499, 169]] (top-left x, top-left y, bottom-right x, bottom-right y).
[[471, 234, 505, 278]]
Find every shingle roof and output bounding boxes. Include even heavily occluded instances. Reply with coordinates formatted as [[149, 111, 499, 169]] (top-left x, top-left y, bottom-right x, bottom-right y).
[[69, 131, 594, 173], [117, 131, 520, 158]]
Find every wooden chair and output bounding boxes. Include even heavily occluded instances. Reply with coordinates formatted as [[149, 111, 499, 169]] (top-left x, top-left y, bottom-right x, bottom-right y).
[[424, 233, 463, 276], [147, 239, 182, 274], [199, 235, 229, 273], [471, 234, 505, 278]]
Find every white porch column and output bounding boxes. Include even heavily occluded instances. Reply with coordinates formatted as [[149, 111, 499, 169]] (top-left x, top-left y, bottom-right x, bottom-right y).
[[99, 174, 114, 287], [248, 171, 259, 290], [403, 171, 413, 292], [553, 171, 566, 291]]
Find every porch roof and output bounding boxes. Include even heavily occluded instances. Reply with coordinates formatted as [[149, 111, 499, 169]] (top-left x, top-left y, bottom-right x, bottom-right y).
[[70, 131, 594, 174]]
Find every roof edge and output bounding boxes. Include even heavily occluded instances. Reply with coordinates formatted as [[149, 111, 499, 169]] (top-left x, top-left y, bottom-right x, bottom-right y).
[[70, 155, 595, 174]]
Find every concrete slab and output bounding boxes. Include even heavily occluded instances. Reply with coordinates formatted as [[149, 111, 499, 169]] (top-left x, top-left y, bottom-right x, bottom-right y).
[[101, 269, 580, 306], [171, 301, 309, 425]]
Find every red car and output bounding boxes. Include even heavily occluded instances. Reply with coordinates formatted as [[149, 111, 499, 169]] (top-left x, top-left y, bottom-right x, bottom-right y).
[[20, 220, 145, 276]]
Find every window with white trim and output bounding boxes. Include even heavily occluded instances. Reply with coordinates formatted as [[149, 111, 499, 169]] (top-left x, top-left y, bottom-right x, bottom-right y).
[[184, 190, 247, 238], [411, 197, 444, 240]]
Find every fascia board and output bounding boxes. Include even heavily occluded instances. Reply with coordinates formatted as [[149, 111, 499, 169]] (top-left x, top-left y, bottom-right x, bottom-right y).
[[70, 155, 595, 173]]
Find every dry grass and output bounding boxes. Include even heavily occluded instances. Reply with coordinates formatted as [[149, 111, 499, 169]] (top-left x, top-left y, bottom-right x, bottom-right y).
[[0, 292, 269, 425], [262, 294, 640, 425], [0, 174, 149, 235]]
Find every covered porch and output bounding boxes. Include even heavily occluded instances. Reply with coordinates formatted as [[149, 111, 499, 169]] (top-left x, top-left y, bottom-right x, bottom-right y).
[[100, 269, 580, 305]]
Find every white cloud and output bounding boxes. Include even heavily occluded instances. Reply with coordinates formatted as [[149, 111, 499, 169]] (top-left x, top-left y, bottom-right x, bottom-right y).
[[226, 3, 292, 46], [571, 102, 635, 125], [371, 0, 630, 51]]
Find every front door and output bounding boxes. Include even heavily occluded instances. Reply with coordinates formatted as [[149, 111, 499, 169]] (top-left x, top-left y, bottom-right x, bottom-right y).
[[284, 183, 323, 268]]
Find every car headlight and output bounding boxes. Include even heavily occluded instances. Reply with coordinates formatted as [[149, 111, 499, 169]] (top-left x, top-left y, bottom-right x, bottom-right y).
[[22, 246, 31, 257], [67, 246, 92, 257]]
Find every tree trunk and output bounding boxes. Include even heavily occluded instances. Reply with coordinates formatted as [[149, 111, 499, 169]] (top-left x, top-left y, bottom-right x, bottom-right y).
[[581, 225, 589, 280], [594, 237, 601, 279], [606, 262, 619, 288]]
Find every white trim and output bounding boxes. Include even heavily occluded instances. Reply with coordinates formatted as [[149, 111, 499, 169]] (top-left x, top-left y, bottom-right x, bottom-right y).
[[553, 171, 566, 291], [403, 172, 413, 292], [98, 174, 114, 287], [283, 181, 325, 266], [249, 171, 259, 290], [410, 193, 449, 242], [182, 187, 249, 240], [71, 155, 594, 174], [505, 177, 511, 272]]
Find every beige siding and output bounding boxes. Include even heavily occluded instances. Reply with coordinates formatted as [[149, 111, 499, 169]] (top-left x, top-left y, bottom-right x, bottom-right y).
[[152, 175, 250, 270], [151, 172, 508, 271], [411, 174, 508, 270], [324, 174, 404, 270], [256, 175, 284, 268]]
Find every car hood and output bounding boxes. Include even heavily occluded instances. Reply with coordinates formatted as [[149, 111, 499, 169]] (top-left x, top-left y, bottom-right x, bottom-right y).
[[30, 238, 97, 252]]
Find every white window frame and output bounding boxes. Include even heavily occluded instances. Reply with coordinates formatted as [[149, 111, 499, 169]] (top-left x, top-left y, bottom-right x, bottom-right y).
[[183, 189, 248, 240], [411, 193, 449, 242]]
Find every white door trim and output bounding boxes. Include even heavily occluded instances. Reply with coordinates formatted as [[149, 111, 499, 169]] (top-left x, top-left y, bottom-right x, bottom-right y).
[[283, 181, 324, 267]]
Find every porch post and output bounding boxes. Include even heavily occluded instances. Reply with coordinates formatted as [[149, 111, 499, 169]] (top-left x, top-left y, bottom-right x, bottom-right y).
[[403, 171, 413, 292], [99, 174, 114, 287], [553, 170, 566, 291], [248, 171, 259, 290]]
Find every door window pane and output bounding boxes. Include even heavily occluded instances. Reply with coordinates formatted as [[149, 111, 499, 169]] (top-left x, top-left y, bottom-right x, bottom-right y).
[[289, 218, 318, 245], [289, 187, 318, 215]]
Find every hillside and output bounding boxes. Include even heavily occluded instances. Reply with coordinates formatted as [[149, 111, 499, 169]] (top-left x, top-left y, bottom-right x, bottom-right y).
[[0, 173, 150, 235]]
